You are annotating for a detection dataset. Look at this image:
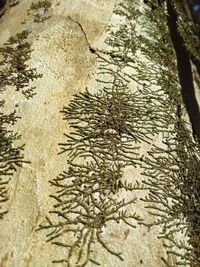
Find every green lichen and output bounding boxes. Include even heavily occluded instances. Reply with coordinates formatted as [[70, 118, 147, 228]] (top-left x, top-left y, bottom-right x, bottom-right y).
[[29, 0, 52, 23], [108, 1, 200, 266], [171, 0, 200, 63], [40, 0, 200, 266], [141, 120, 200, 267], [0, 30, 42, 218], [30, 0, 51, 10], [0, 109, 24, 218], [0, 30, 42, 99], [9, 0, 20, 8], [38, 76, 147, 265]]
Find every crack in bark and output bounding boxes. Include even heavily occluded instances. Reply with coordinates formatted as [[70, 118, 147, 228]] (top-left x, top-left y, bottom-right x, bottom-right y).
[[68, 16, 96, 54], [67, 15, 123, 63], [68, 2, 119, 56]]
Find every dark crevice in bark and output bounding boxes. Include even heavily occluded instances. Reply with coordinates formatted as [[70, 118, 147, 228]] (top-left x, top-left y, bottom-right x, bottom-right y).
[[167, 1, 200, 267], [68, 16, 97, 54], [0, 0, 7, 17], [167, 0, 200, 142], [0, 0, 6, 9], [191, 55, 200, 76]]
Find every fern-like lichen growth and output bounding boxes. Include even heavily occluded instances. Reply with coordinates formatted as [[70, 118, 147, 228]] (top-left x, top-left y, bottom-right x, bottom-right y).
[[0, 30, 42, 99], [0, 109, 24, 218], [39, 74, 153, 265], [99, 0, 200, 266], [40, 0, 200, 266], [110, 1, 200, 266], [28, 0, 52, 23], [0, 30, 42, 218]]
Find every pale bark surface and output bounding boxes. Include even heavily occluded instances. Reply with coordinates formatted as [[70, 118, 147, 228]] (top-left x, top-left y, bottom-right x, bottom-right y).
[[0, 1, 167, 266]]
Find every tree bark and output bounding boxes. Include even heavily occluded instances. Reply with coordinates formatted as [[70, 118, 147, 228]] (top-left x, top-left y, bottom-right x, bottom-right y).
[[167, 0, 200, 142]]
